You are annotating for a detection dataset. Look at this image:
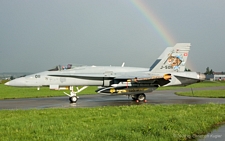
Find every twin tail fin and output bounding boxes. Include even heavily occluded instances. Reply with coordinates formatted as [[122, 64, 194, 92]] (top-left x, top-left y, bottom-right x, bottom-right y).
[[149, 43, 191, 73]]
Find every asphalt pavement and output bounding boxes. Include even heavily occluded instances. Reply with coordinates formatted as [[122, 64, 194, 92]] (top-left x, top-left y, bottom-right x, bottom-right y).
[[0, 87, 225, 110]]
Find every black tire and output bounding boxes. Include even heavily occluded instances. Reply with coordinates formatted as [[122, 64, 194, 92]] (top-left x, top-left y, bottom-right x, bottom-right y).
[[69, 96, 78, 103], [137, 93, 146, 101]]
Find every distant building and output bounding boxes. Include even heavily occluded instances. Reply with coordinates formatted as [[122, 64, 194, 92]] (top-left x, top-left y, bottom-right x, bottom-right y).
[[205, 72, 225, 81]]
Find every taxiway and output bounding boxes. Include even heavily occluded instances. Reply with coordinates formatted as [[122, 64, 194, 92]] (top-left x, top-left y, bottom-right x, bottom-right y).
[[0, 87, 225, 110]]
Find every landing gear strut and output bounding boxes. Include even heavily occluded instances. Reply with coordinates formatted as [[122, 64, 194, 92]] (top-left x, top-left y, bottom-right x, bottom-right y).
[[131, 93, 147, 103], [64, 91, 79, 103], [64, 86, 88, 103]]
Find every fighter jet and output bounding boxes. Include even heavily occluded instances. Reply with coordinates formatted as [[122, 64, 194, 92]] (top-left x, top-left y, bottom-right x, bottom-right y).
[[5, 43, 205, 103]]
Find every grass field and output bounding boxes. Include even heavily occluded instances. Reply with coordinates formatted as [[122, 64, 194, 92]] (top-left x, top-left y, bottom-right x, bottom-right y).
[[176, 90, 225, 98], [186, 81, 225, 88], [0, 104, 225, 141], [0, 84, 97, 99], [1, 81, 225, 140], [158, 81, 225, 90]]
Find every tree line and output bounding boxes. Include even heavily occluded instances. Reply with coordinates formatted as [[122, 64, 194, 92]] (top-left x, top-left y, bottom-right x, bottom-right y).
[[204, 67, 224, 75]]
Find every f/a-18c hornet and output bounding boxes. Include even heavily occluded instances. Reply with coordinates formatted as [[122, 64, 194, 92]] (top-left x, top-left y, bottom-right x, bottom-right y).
[[5, 43, 205, 103]]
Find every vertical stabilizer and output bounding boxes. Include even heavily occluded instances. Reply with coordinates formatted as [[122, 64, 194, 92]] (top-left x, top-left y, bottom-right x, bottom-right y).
[[150, 43, 191, 72], [149, 47, 173, 71]]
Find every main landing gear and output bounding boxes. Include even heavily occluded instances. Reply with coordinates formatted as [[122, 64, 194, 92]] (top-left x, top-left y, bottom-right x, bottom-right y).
[[64, 86, 88, 103], [131, 93, 147, 103]]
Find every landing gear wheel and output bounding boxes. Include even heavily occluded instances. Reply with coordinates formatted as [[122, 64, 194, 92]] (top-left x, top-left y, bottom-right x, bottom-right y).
[[69, 96, 78, 103], [132, 93, 146, 102], [137, 93, 146, 101]]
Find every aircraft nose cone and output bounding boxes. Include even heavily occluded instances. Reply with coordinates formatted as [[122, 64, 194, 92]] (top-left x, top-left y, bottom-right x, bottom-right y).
[[199, 73, 206, 81], [4, 82, 9, 86], [4, 78, 26, 86]]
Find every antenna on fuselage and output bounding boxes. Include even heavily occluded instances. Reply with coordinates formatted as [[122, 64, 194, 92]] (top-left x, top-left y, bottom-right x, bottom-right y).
[[121, 62, 125, 67]]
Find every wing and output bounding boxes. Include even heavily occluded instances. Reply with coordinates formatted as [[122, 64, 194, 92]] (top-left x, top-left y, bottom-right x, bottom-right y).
[[49, 72, 171, 86], [49, 73, 115, 78]]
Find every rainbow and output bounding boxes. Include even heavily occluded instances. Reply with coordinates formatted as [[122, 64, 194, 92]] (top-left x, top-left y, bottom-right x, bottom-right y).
[[130, 0, 176, 46]]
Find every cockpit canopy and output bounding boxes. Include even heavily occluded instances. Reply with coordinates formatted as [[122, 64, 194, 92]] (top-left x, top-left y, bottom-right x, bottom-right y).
[[48, 64, 84, 71]]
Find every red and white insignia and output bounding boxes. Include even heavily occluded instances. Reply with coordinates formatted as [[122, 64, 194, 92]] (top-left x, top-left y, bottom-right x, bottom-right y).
[[184, 53, 188, 56]]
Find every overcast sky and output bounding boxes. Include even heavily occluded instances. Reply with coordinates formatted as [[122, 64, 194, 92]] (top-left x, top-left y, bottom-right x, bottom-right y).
[[1, 0, 225, 73]]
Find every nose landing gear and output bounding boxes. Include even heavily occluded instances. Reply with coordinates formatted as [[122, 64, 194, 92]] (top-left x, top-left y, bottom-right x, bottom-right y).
[[63, 86, 88, 103]]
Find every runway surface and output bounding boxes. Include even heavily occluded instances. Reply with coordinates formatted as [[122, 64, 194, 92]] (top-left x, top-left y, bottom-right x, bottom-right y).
[[0, 87, 225, 110]]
